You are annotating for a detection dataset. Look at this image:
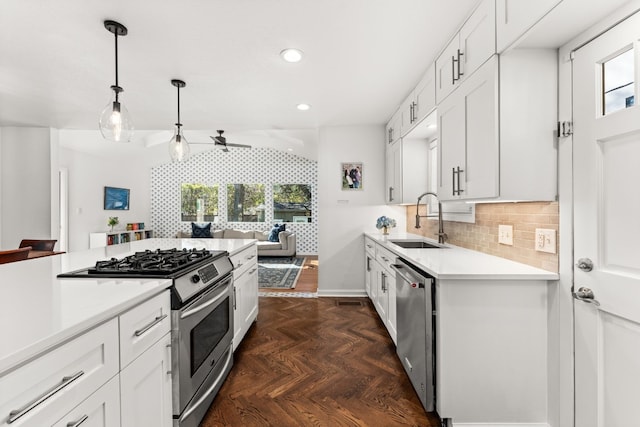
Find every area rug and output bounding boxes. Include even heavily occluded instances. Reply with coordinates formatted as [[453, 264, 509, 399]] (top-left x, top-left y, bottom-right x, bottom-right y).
[[258, 257, 306, 289]]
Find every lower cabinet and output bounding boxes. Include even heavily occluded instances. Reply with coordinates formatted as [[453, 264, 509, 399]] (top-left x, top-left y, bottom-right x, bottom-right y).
[[120, 333, 172, 427], [364, 238, 397, 345], [231, 244, 259, 351], [53, 375, 121, 427]]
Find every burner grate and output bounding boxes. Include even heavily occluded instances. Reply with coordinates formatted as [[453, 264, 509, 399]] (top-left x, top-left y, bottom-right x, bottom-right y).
[[90, 248, 212, 275]]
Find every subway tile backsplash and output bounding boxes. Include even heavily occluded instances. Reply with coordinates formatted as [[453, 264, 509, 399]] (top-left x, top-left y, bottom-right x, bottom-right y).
[[406, 201, 559, 272]]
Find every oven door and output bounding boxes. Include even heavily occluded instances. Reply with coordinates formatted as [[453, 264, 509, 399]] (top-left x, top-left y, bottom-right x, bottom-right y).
[[172, 274, 233, 414]]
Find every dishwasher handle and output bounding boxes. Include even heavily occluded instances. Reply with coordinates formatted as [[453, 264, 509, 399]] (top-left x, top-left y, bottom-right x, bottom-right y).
[[391, 263, 425, 288]]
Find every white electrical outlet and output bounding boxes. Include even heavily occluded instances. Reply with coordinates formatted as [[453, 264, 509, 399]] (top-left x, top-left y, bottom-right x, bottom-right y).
[[535, 228, 556, 254], [498, 224, 513, 246]]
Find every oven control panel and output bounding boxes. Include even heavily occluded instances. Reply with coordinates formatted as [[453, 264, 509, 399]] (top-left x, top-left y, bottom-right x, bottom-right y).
[[198, 264, 219, 284], [173, 255, 234, 304]]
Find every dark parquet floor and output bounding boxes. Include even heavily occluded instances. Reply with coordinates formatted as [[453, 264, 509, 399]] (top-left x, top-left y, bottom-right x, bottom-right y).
[[201, 297, 439, 427]]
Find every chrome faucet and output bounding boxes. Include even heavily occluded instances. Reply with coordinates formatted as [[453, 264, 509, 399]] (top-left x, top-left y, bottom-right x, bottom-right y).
[[415, 192, 447, 244]]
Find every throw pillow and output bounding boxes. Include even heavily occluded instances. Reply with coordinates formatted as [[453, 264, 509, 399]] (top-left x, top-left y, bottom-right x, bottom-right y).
[[191, 222, 212, 238], [268, 223, 286, 242]]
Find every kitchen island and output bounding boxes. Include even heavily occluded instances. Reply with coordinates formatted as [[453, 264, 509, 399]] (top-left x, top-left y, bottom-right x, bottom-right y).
[[364, 232, 559, 427], [0, 238, 256, 427]]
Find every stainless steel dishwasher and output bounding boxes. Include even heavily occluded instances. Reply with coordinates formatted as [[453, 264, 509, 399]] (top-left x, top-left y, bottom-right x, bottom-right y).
[[391, 257, 435, 413]]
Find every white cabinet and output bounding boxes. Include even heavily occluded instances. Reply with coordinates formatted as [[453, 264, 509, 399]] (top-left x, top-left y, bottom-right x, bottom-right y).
[[120, 333, 172, 427], [119, 291, 172, 427], [496, 0, 563, 52], [231, 244, 258, 351], [0, 320, 119, 427], [53, 375, 121, 427], [89, 230, 154, 248], [364, 238, 376, 298], [400, 64, 436, 137], [435, 0, 496, 104], [385, 109, 402, 145], [367, 243, 397, 344], [438, 50, 557, 202], [385, 140, 403, 204]]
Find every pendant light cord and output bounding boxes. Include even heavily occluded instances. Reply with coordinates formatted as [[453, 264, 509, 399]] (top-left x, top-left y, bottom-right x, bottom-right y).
[[176, 85, 181, 127], [114, 31, 120, 102]]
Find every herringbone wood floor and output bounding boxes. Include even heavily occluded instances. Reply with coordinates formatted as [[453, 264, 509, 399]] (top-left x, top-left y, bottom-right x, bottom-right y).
[[201, 296, 440, 426]]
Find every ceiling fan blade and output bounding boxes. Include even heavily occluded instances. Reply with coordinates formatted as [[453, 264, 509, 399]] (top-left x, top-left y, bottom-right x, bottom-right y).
[[224, 142, 252, 149]]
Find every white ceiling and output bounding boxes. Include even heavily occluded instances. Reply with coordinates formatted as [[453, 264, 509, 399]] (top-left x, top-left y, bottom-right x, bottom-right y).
[[0, 0, 478, 144]]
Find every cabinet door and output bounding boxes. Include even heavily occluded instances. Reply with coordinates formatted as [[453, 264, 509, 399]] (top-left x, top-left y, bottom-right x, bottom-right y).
[[400, 92, 416, 137], [414, 64, 436, 124], [437, 88, 466, 201], [435, 35, 460, 104], [459, 0, 496, 80], [53, 376, 121, 427], [233, 277, 245, 350], [496, 0, 562, 52], [120, 333, 172, 427], [243, 266, 258, 329], [365, 254, 373, 298], [464, 56, 499, 200], [375, 268, 389, 322], [386, 110, 402, 145], [386, 273, 397, 345], [385, 140, 403, 204]]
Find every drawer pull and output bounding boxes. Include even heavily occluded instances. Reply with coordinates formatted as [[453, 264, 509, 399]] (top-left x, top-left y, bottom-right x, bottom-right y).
[[8, 370, 84, 424], [134, 314, 168, 337], [235, 262, 243, 269], [67, 414, 89, 427], [248, 268, 257, 275], [247, 254, 256, 260]]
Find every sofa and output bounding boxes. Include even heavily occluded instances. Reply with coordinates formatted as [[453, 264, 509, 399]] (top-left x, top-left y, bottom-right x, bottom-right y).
[[176, 228, 296, 257]]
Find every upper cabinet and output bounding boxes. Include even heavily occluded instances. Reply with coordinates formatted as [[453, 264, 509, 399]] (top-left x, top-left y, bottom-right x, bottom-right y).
[[496, 0, 563, 52], [386, 109, 402, 145], [438, 50, 557, 202], [435, 0, 496, 104], [400, 64, 436, 137]]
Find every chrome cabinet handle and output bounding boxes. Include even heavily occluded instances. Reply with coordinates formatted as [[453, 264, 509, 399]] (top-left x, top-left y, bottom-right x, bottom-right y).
[[66, 414, 88, 427], [233, 286, 237, 310], [166, 344, 172, 375], [8, 371, 85, 423], [381, 272, 387, 292], [452, 167, 456, 196], [366, 256, 371, 272], [235, 262, 243, 269], [453, 166, 464, 195], [248, 268, 257, 275], [134, 314, 168, 337], [389, 187, 394, 202], [577, 258, 594, 272], [412, 102, 417, 122], [573, 287, 600, 306], [451, 55, 457, 84]]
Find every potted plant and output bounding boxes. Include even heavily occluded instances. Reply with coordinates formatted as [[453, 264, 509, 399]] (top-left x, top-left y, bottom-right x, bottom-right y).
[[108, 216, 119, 231]]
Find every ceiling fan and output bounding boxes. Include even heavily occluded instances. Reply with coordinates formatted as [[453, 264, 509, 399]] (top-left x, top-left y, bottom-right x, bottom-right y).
[[208, 130, 252, 152]]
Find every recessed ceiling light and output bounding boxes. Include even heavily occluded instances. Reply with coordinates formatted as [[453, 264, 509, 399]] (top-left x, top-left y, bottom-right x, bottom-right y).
[[280, 48, 303, 63], [297, 103, 310, 111]]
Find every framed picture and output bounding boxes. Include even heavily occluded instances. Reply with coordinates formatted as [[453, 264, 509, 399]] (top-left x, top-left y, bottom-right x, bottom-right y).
[[104, 186, 130, 210], [341, 162, 363, 190]]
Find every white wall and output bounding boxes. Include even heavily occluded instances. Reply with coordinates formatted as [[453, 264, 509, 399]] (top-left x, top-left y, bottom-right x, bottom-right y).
[[317, 125, 406, 296], [0, 127, 53, 248], [58, 131, 151, 252]]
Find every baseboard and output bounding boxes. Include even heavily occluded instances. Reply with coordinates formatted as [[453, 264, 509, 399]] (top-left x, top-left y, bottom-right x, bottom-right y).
[[316, 289, 367, 297]]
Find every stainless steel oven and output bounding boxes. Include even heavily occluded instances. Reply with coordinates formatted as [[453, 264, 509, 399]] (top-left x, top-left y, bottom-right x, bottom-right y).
[[171, 273, 233, 427]]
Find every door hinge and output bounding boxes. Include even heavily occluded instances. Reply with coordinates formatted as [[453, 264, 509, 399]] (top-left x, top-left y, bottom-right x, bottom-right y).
[[558, 121, 573, 138]]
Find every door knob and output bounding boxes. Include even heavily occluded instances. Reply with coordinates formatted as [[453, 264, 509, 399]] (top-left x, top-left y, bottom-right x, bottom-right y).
[[576, 258, 594, 272], [573, 287, 600, 306]]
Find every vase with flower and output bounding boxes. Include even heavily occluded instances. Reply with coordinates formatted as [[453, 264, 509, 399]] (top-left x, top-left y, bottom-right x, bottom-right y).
[[376, 216, 396, 235], [108, 216, 119, 232]]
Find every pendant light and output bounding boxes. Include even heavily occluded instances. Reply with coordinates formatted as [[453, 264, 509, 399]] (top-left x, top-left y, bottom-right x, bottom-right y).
[[99, 20, 134, 142], [168, 79, 190, 162]]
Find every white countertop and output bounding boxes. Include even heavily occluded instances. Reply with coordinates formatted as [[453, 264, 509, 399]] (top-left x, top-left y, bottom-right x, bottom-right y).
[[365, 232, 558, 281], [0, 238, 256, 376]]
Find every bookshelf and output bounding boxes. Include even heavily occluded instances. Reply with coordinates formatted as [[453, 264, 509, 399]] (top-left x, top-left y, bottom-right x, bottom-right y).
[[89, 230, 154, 248]]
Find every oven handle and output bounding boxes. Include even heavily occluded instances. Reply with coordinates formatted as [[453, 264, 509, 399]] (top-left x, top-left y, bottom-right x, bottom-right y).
[[179, 348, 233, 422], [180, 278, 232, 320]]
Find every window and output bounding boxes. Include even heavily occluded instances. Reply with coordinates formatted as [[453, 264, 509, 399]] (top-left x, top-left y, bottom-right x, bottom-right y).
[[227, 184, 265, 222], [181, 184, 218, 222], [273, 184, 312, 223], [603, 48, 634, 115]]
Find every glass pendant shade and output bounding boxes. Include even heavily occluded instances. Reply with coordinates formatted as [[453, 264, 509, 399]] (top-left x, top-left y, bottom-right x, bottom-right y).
[[168, 127, 190, 162], [99, 89, 134, 142]]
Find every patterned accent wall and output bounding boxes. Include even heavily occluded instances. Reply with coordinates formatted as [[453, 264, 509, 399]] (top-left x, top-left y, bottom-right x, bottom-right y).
[[150, 148, 318, 254]]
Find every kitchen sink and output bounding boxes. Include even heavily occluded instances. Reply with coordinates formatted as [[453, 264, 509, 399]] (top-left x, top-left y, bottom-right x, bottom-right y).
[[389, 240, 444, 249]]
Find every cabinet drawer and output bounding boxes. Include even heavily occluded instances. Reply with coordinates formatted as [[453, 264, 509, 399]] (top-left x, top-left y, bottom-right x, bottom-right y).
[[364, 238, 376, 257], [0, 319, 119, 427], [231, 245, 258, 279], [119, 291, 171, 369], [376, 245, 396, 275], [52, 375, 121, 427]]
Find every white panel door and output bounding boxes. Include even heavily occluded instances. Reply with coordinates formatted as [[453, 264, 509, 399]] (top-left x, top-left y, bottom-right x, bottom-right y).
[[573, 12, 640, 427]]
